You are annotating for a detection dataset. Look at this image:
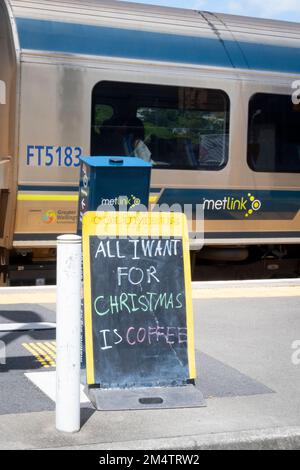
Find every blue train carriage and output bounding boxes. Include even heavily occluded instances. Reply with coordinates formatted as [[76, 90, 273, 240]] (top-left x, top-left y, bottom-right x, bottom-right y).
[[0, 0, 300, 284]]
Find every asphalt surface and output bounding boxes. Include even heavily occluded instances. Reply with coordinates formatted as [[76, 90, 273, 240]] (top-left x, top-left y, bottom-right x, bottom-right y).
[[0, 299, 273, 416], [0, 303, 56, 415], [0, 283, 299, 449]]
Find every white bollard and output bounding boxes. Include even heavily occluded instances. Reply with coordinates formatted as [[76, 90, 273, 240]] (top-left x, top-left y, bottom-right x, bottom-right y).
[[56, 234, 82, 433]]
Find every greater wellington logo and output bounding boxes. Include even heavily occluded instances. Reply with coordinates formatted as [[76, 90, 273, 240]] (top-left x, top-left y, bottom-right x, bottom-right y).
[[203, 193, 262, 218], [42, 210, 57, 224]]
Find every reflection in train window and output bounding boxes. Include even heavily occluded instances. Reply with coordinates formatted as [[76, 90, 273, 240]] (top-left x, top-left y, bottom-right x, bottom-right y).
[[91, 82, 230, 170], [94, 104, 114, 132], [248, 93, 300, 173]]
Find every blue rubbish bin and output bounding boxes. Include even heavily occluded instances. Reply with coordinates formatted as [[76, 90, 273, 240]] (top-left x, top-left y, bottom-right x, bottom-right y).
[[78, 156, 152, 369], [77, 156, 152, 234]]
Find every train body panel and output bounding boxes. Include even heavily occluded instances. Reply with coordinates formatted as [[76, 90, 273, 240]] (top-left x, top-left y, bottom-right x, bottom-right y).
[[0, 0, 300, 265], [0, 0, 19, 254]]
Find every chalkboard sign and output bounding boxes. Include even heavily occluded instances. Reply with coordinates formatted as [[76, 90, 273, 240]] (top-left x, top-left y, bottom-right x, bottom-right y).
[[83, 212, 196, 388]]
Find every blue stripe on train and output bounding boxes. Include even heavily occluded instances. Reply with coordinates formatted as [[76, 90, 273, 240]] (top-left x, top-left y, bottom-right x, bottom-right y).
[[158, 188, 300, 220], [18, 185, 79, 192], [16, 18, 300, 74], [17, 185, 300, 221]]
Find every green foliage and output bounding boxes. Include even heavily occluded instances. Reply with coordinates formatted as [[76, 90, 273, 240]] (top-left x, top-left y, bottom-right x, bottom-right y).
[[138, 107, 225, 145], [94, 105, 114, 134]]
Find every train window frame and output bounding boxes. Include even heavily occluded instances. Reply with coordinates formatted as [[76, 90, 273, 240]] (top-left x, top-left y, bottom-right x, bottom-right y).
[[247, 92, 300, 174], [90, 81, 230, 171]]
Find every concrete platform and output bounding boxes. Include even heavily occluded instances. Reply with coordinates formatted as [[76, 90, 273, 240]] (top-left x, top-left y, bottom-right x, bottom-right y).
[[0, 281, 300, 450]]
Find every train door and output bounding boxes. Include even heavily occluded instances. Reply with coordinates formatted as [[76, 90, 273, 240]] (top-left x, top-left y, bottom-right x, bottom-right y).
[[0, 79, 9, 233], [0, 78, 11, 283], [0, 4, 18, 284], [0, 143, 17, 283]]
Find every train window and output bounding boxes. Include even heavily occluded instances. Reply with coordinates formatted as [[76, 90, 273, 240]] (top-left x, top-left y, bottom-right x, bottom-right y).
[[91, 81, 230, 170], [248, 93, 300, 173]]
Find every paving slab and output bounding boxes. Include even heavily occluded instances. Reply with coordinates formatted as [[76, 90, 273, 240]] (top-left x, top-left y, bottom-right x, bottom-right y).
[[0, 283, 299, 449]]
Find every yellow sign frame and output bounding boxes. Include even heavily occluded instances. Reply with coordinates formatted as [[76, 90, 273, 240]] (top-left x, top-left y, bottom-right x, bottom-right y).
[[82, 211, 196, 385]]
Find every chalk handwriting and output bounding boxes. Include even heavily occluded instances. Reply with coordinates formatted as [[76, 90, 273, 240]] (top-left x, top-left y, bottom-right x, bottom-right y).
[[117, 266, 160, 286], [99, 325, 187, 350], [94, 291, 184, 317], [94, 239, 180, 260]]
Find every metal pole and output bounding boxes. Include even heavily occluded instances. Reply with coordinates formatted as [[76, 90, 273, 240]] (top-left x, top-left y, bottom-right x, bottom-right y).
[[56, 234, 82, 433]]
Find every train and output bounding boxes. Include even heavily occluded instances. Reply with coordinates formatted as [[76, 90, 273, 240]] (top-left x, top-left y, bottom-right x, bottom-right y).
[[0, 0, 300, 285]]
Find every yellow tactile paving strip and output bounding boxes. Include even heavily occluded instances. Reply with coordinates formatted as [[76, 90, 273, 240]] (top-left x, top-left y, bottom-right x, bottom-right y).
[[0, 292, 56, 305], [0, 286, 300, 305], [2, 285, 299, 368], [22, 341, 56, 368], [192, 286, 300, 299]]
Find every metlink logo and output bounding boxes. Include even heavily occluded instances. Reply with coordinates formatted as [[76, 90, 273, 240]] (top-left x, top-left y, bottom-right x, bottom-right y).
[[202, 193, 262, 218], [100, 195, 141, 209]]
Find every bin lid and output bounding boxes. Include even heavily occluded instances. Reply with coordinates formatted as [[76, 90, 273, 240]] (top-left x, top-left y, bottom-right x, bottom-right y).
[[80, 156, 152, 168]]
